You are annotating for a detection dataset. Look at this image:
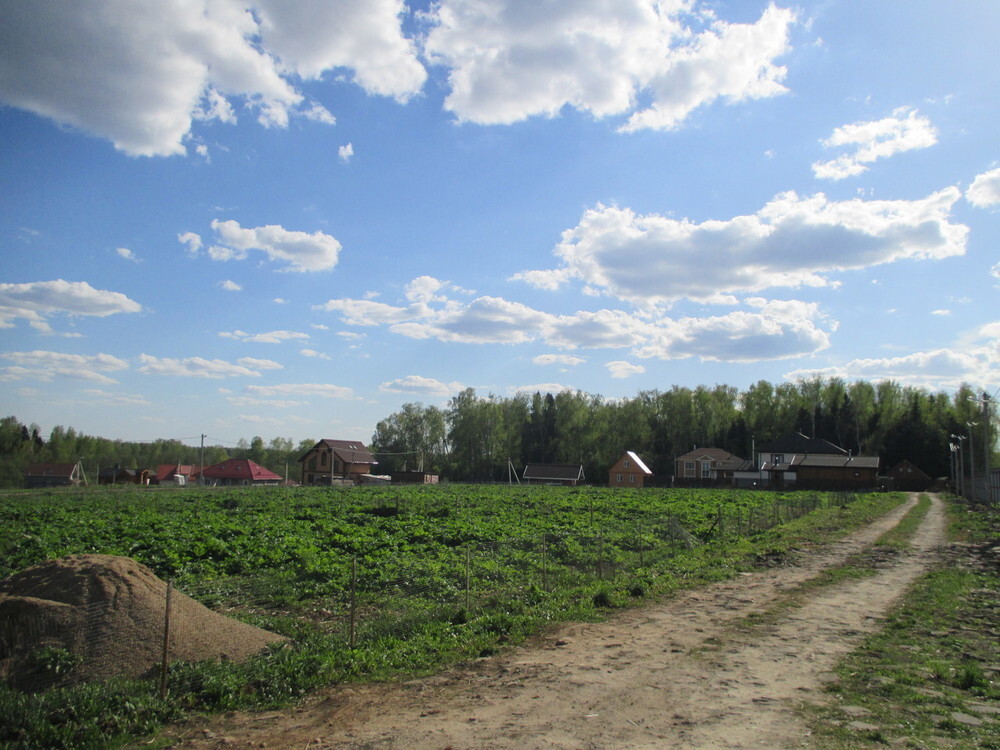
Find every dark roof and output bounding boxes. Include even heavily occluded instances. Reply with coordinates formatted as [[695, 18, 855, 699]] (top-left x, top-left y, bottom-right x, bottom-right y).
[[299, 439, 376, 465], [762, 455, 879, 471], [154, 464, 203, 481], [888, 459, 931, 480], [757, 432, 847, 456], [523, 463, 585, 481], [25, 463, 78, 477], [676, 447, 742, 463], [202, 459, 283, 481], [719, 458, 755, 472]]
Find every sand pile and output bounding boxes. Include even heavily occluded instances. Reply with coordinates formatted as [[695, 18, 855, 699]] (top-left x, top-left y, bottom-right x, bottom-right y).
[[0, 554, 287, 690]]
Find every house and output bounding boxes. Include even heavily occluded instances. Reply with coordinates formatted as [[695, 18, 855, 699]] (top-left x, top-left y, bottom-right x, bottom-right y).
[[24, 462, 83, 488], [298, 439, 377, 485], [522, 463, 585, 486], [391, 471, 440, 484], [153, 464, 203, 486], [98, 464, 138, 484], [756, 432, 847, 465], [608, 451, 653, 488], [887, 459, 933, 492], [675, 448, 747, 485], [202, 458, 283, 486], [761, 454, 880, 491]]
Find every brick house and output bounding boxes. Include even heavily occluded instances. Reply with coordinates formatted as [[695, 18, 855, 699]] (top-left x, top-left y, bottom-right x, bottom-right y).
[[202, 458, 283, 486]]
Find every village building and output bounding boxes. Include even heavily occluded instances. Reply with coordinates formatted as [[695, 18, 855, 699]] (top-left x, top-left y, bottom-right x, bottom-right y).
[[674, 447, 748, 485], [202, 458, 283, 486], [887, 459, 933, 492], [608, 451, 653, 488], [522, 463, 585, 486], [153, 464, 203, 486], [298, 439, 377, 485], [24, 462, 83, 488]]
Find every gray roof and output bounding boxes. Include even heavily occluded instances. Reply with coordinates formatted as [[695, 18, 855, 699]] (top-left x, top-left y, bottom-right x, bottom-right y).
[[762, 454, 879, 471], [758, 432, 847, 456]]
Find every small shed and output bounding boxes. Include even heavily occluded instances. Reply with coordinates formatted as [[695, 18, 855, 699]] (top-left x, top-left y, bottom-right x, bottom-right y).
[[608, 451, 653, 488], [25, 462, 83, 489], [887, 459, 933, 492], [522, 463, 585, 486]]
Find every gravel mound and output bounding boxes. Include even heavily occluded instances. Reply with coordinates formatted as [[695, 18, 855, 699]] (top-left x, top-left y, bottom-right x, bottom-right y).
[[0, 554, 287, 690]]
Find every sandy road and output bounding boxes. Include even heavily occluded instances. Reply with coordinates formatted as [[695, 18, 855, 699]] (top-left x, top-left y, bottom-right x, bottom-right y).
[[164, 493, 946, 750]]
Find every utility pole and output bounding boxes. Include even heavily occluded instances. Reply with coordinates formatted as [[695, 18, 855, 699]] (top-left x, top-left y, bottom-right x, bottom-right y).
[[199, 433, 206, 485], [951, 434, 965, 497], [967, 422, 978, 502]]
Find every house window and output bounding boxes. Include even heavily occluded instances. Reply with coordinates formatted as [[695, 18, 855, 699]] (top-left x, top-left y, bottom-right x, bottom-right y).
[[320, 451, 328, 467], [624, 459, 630, 468], [616, 474, 623, 483], [701, 461, 712, 478], [629, 474, 636, 483], [684, 460, 695, 476], [771, 453, 784, 464]]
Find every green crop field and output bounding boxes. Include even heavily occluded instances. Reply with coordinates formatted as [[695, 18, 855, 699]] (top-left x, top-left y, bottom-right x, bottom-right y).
[[0, 485, 900, 749]]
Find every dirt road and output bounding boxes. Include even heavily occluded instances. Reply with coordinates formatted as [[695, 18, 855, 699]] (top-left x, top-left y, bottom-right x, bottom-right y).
[[166, 493, 946, 750]]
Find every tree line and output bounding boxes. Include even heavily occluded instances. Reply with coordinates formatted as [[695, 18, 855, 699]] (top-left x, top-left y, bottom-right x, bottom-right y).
[[372, 378, 996, 483], [1, 377, 993, 489]]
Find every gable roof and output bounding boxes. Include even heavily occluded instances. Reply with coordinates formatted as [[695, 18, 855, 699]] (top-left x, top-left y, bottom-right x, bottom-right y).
[[762, 455, 879, 471], [888, 459, 931, 480], [757, 432, 847, 456], [522, 463, 585, 481], [675, 447, 740, 463], [154, 464, 203, 482], [25, 462, 78, 477], [202, 459, 282, 481], [299, 439, 376, 466], [622, 451, 652, 475]]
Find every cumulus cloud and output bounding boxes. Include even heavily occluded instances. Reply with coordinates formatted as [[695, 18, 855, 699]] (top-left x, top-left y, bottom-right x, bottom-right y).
[[237, 357, 283, 370], [220, 280, 242, 291], [115, 247, 137, 261], [606, 360, 645, 378], [380, 375, 465, 396], [193, 219, 341, 272], [424, 0, 795, 131], [245, 383, 354, 399], [136, 354, 262, 378], [812, 107, 937, 180], [0, 280, 142, 333], [966, 166, 1000, 208], [220, 329, 310, 344], [533, 353, 586, 367], [81, 388, 151, 406], [338, 143, 354, 163], [514, 188, 966, 306], [0, 350, 129, 384], [299, 348, 331, 359], [319, 279, 836, 363], [0, 0, 423, 156]]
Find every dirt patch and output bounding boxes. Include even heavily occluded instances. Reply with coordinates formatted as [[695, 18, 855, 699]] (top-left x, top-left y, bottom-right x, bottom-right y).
[[0, 554, 286, 690], [160, 494, 947, 750]]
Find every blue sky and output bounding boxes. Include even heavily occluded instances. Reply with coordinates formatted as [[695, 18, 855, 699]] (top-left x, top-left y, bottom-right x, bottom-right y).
[[1, 0, 998, 448]]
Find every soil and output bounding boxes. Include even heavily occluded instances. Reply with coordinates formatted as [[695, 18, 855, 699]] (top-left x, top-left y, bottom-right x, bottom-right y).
[[161, 493, 947, 749], [0, 554, 286, 690]]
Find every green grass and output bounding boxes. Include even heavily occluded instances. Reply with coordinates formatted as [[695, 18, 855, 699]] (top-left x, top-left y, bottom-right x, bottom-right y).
[[804, 497, 1000, 749]]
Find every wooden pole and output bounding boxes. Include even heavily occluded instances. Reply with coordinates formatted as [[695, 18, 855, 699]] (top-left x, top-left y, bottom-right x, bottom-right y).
[[160, 580, 172, 700], [349, 558, 357, 649]]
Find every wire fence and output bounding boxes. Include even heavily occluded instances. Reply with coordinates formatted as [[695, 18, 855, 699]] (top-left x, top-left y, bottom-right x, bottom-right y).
[[1, 490, 855, 696]]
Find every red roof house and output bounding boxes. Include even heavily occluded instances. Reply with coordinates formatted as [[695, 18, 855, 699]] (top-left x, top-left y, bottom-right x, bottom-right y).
[[202, 459, 283, 486]]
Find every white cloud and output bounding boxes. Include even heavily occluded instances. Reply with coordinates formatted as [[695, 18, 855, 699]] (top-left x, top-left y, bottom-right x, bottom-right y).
[[515, 188, 966, 306], [424, 1, 795, 131], [0, 0, 421, 157], [812, 107, 937, 180], [510, 383, 574, 395], [0, 350, 129, 384], [338, 143, 354, 163], [81, 388, 151, 406], [220, 329, 310, 344], [136, 354, 262, 378], [237, 357, 283, 370], [299, 348, 331, 359], [966, 167, 1000, 208], [533, 353, 586, 367], [193, 219, 341, 273], [931, 309, 951, 316], [245, 383, 354, 399], [274, 298, 288, 304], [220, 279, 242, 291], [226, 395, 305, 408], [0, 280, 142, 333], [115, 247, 137, 261], [606, 360, 645, 378], [380, 375, 464, 396]]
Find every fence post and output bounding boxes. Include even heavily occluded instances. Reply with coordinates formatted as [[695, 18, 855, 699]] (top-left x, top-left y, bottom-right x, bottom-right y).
[[541, 536, 548, 591], [350, 557, 357, 649], [465, 545, 472, 612], [160, 580, 172, 700], [597, 534, 604, 580]]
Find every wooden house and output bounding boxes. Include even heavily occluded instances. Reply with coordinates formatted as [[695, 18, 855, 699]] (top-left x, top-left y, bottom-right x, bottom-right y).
[[522, 463, 585, 486], [887, 459, 932, 492], [608, 451, 653, 488], [761, 454, 880, 491], [24, 462, 83, 488], [298, 439, 377, 485]]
